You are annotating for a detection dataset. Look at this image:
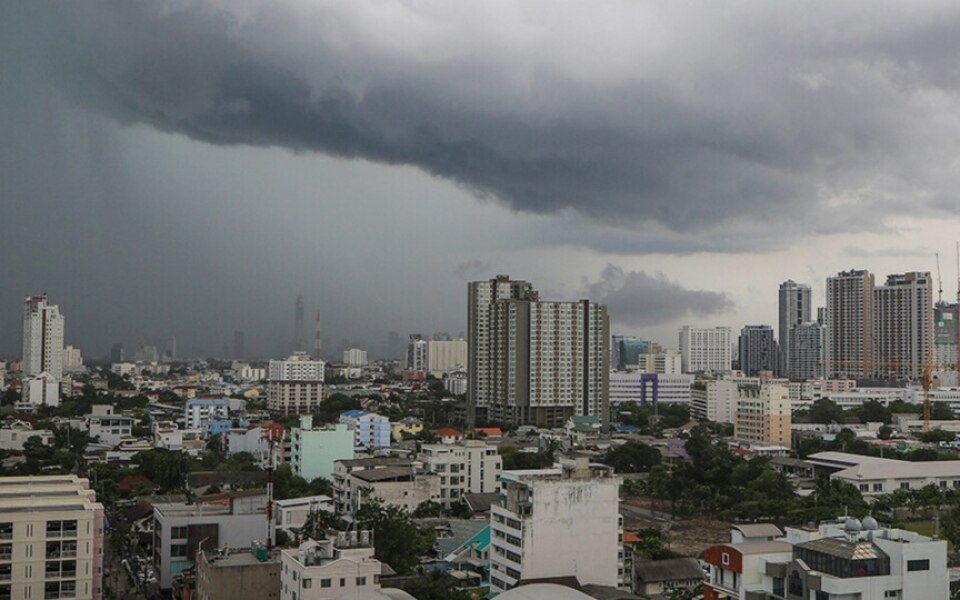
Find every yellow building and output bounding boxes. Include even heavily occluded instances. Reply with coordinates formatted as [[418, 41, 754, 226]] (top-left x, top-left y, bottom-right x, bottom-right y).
[[390, 417, 423, 441], [734, 384, 792, 447]]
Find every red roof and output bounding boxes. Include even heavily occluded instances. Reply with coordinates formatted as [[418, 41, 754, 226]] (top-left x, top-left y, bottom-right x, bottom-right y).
[[475, 427, 503, 437], [434, 427, 464, 437], [622, 531, 641, 544]]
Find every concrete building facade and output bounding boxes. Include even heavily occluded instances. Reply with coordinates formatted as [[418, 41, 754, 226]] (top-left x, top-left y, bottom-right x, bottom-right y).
[[874, 272, 933, 382], [778, 280, 812, 378], [22, 295, 64, 380], [290, 416, 355, 482], [268, 353, 325, 415], [825, 269, 875, 379], [679, 326, 731, 373], [735, 384, 791, 446], [738, 325, 779, 376]]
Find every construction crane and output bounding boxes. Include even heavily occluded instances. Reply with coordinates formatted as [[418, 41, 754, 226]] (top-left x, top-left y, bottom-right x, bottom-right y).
[[936, 252, 944, 304]]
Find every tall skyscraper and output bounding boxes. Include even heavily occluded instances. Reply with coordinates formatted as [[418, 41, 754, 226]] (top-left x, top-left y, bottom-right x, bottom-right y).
[[934, 303, 959, 386], [233, 330, 246, 359], [738, 325, 779, 376], [22, 294, 64, 379], [467, 275, 535, 425], [313, 310, 322, 359], [874, 272, 933, 381], [406, 334, 428, 372], [778, 280, 812, 377], [293, 295, 306, 352], [678, 326, 731, 373], [110, 343, 124, 363], [488, 297, 609, 427], [825, 269, 875, 379]]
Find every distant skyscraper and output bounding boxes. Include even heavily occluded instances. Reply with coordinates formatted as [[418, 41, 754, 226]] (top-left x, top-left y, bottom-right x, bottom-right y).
[[778, 280, 812, 377], [293, 295, 305, 351], [22, 294, 64, 379], [314, 310, 322, 359], [467, 275, 535, 426], [874, 272, 933, 381], [678, 326, 731, 373], [165, 335, 177, 360], [110, 343, 125, 363], [825, 269, 875, 379], [790, 321, 825, 380], [406, 334, 428, 372], [738, 325, 779, 376], [934, 303, 959, 386], [233, 330, 246, 359], [615, 337, 649, 370]]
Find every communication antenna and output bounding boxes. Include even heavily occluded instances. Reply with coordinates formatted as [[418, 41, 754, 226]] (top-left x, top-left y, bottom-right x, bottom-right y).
[[936, 253, 943, 304]]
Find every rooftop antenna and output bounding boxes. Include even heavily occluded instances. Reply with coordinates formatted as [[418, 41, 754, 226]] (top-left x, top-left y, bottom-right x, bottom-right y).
[[936, 253, 944, 304]]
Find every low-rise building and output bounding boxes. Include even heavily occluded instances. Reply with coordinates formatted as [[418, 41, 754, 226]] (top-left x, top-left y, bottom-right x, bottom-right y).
[[332, 458, 414, 515], [0, 420, 54, 450], [338, 410, 391, 449], [0, 475, 105, 600], [691, 379, 738, 424], [633, 558, 705, 599], [702, 518, 947, 599], [348, 467, 441, 515], [609, 372, 693, 407], [272, 495, 335, 540], [279, 531, 406, 600], [185, 398, 231, 433], [390, 417, 423, 442], [196, 546, 281, 600], [418, 441, 502, 508], [152, 493, 269, 590], [290, 416, 355, 482], [86, 405, 135, 447]]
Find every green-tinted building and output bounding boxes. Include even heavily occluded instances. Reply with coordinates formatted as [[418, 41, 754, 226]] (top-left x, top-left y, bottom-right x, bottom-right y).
[[290, 416, 355, 481]]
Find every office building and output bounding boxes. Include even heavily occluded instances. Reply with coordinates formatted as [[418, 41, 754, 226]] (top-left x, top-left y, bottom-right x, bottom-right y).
[[109, 343, 124, 364], [152, 494, 268, 590], [268, 353, 325, 415], [341, 348, 367, 367], [467, 275, 535, 425], [779, 281, 812, 377], [22, 294, 64, 379], [290, 416, 355, 482], [195, 546, 280, 600], [702, 517, 947, 600], [338, 410, 391, 449], [637, 350, 681, 375], [489, 297, 609, 427], [825, 269, 875, 379], [609, 372, 693, 406], [691, 379, 739, 424], [426, 338, 467, 374], [734, 384, 791, 447], [616, 337, 649, 370], [490, 456, 621, 593], [874, 272, 933, 381], [678, 326, 731, 373], [0, 475, 104, 600], [738, 325, 779, 376], [789, 322, 825, 380]]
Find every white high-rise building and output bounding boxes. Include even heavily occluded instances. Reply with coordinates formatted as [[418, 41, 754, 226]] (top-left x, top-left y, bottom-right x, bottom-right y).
[[490, 456, 621, 593], [779, 280, 812, 377], [468, 276, 535, 425], [405, 335, 428, 372], [678, 326, 731, 373], [874, 272, 933, 381], [691, 379, 739, 424], [63, 346, 83, 372], [638, 351, 682, 375], [489, 297, 609, 427], [22, 295, 64, 380], [825, 269, 875, 379], [268, 352, 325, 415], [342, 348, 368, 367], [426, 339, 467, 374]]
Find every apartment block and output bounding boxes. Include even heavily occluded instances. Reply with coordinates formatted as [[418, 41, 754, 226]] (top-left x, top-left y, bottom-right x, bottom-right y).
[[779, 280, 812, 378], [279, 531, 395, 600], [0, 475, 105, 600], [489, 456, 621, 594], [22, 295, 64, 380], [691, 379, 739, 424], [338, 411, 390, 449], [290, 416, 355, 482], [734, 384, 791, 446], [679, 326, 731, 373], [874, 272, 933, 381], [268, 353, 325, 415], [825, 270, 875, 379], [196, 546, 281, 600], [418, 441, 502, 508]]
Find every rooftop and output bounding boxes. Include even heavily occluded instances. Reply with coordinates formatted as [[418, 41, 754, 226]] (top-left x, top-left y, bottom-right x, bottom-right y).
[[633, 558, 705, 583], [797, 537, 887, 561]]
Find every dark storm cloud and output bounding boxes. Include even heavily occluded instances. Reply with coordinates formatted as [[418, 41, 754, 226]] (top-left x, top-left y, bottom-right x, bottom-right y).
[[585, 265, 733, 326], [15, 1, 960, 246]]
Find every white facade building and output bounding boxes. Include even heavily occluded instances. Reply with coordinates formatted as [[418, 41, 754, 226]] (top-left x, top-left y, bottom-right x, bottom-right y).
[[341, 348, 368, 367], [86, 405, 134, 447], [490, 456, 621, 593], [22, 295, 64, 380], [405, 335, 428, 372], [279, 532, 395, 600], [268, 353, 325, 415], [691, 379, 739, 424], [63, 346, 83, 373], [609, 372, 693, 406], [426, 339, 467, 374], [418, 441, 502, 507], [678, 326, 731, 373], [638, 351, 682, 375]]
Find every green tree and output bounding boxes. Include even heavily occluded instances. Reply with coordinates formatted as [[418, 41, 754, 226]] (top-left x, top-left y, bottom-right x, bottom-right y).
[[931, 402, 956, 421], [355, 500, 435, 574], [810, 399, 846, 425], [398, 569, 472, 600], [919, 429, 955, 444], [602, 442, 661, 473], [877, 425, 893, 440], [858, 400, 892, 424]]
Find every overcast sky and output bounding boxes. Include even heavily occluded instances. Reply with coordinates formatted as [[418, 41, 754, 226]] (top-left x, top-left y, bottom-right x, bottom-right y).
[[3, 1, 960, 360]]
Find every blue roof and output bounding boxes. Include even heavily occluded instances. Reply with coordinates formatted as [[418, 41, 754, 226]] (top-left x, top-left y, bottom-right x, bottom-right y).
[[340, 409, 368, 418], [617, 424, 641, 433], [186, 398, 229, 406]]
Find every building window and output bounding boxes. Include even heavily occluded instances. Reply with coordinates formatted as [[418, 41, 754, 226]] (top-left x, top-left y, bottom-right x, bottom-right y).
[[900, 482, 910, 490], [302, 579, 312, 589], [320, 579, 331, 588], [907, 559, 930, 572], [0, 525, 11, 541], [170, 544, 188, 558], [721, 552, 730, 565], [171, 527, 188, 540], [356, 577, 367, 586]]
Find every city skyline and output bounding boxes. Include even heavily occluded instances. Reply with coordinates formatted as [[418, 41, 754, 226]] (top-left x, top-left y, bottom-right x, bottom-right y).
[[5, 3, 960, 359]]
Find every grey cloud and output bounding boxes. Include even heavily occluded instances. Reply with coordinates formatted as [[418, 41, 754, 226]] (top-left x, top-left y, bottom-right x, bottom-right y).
[[454, 259, 492, 279], [842, 245, 935, 258], [585, 265, 733, 327], [14, 1, 960, 249]]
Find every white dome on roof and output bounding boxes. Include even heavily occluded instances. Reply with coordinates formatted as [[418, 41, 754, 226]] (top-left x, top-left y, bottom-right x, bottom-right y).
[[862, 516, 879, 531], [496, 584, 595, 600], [845, 518, 862, 532]]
